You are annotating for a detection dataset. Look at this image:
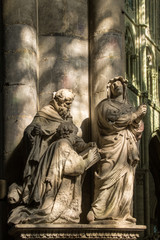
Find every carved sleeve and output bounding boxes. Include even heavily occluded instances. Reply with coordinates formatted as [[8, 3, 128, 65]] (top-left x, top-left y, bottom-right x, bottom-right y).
[[63, 148, 85, 176]]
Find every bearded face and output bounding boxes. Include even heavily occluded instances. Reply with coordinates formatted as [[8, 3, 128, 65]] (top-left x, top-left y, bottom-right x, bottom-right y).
[[56, 98, 73, 120]]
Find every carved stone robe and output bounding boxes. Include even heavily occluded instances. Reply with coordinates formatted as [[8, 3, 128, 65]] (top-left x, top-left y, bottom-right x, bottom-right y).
[[22, 101, 65, 205], [8, 138, 87, 224], [91, 99, 144, 222]]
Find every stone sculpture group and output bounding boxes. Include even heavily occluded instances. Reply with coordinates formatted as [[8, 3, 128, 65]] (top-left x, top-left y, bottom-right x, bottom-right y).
[[7, 77, 147, 225]]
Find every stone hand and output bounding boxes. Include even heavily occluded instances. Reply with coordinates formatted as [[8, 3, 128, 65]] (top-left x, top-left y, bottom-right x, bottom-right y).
[[87, 142, 97, 148], [134, 104, 147, 124], [137, 104, 147, 118], [87, 147, 98, 162], [33, 125, 43, 136]]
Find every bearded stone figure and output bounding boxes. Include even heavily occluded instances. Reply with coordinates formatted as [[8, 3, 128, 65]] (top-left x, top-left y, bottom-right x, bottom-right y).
[[87, 76, 147, 225], [13, 89, 75, 206], [7, 89, 100, 224]]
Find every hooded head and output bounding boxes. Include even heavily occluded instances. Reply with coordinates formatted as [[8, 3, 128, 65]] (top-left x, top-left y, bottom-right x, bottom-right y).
[[106, 76, 128, 100]]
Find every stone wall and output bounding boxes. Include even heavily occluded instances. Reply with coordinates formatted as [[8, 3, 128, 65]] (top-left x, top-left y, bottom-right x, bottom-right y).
[[3, 0, 38, 184], [38, 0, 89, 133]]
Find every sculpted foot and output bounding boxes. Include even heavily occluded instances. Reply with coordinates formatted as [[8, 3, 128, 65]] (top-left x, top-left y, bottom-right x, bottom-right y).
[[126, 216, 136, 224], [87, 210, 95, 222], [125, 214, 136, 224]]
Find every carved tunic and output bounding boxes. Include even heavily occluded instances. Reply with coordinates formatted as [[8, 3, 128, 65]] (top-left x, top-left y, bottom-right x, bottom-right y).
[[91, 99, 144, 222], [8, 139, 87, 224], [22, 102, 65, 205]]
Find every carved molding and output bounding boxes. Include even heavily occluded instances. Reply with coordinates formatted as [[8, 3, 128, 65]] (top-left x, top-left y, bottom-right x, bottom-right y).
[[19, 232, 140, 240], [9, 224, 146, 240]]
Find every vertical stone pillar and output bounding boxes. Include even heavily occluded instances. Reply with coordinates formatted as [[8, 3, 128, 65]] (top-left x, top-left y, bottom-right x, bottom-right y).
[[38, 0, 89, 221], [3, 0, 38, 182], [0, 0, 4, 182], [139, 0, 147, 92], [89, 0, 125, 139], [139, 0, 150, 234], [0, 1, 6, 239], [38, 0, 89, 133]]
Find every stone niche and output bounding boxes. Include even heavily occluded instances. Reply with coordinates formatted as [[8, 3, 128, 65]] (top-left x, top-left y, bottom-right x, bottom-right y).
[[9, 224, 146, 240]]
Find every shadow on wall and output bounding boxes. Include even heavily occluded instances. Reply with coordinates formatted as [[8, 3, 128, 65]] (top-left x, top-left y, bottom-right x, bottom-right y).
[[149, 130, 160, 233]]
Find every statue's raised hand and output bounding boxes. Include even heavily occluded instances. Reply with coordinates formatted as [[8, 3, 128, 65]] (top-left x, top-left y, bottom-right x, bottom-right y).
[[134, 104, 147, 124], [137, 104, 147, 118]]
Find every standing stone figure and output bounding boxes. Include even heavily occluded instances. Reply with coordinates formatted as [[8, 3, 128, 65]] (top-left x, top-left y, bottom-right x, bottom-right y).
[[87, 76, 147, 224]]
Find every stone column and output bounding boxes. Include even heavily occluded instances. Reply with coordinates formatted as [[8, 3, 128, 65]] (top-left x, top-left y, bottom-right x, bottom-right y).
[[89, 0, 125, 140], [3, 0, 38, 182], [37, 0, 89, 221], [38, 0, 89, 134], [139, 0, 150, 234]]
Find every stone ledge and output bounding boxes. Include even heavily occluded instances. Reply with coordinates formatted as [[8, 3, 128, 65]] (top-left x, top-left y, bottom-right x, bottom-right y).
[[9, 224, 146, 240]]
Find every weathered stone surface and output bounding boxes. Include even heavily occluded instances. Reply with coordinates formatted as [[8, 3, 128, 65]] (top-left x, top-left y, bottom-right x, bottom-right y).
[[4, 85, 37, 159], [38, 0, 88, 38], [3, 1, 38, 173], [7, 93, 100, 224], [88, 77, 147, 224], [38, 36, 89, 129], [90, 0, 124, 35], [4, 52, 37, 85], [9, 223, 146, 240], [0, 180, 6, 199], [4, 25, 37, 53], [89, 0, 125, 143], [3, 0, 37, 28], [90, 33, 124, 106], [91, 33, 122, 61]]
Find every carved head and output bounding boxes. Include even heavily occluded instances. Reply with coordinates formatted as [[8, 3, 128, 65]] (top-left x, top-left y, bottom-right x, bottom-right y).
[[107, 76, 128, 99], [54, 89, 75, 111], [56, 121, 78, 144]]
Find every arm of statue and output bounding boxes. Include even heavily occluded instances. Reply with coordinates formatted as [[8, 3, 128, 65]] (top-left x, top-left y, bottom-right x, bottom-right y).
[[63, 149, 86, 176], [63, 146, 100, 176], [84, 147, 101, 170], [112, 104, 147, 128], [74, 136, 97, 153], [24, 123, 44, 145], [132, 104, 147, 126]]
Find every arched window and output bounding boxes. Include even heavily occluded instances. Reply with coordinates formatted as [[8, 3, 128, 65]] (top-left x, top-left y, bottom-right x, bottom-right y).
[[125, 27, 136, 85]]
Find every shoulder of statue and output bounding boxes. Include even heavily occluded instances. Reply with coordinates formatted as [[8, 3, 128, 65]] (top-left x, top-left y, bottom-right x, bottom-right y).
[[57, 138, 72, 149], [96, 98, 109, 111]]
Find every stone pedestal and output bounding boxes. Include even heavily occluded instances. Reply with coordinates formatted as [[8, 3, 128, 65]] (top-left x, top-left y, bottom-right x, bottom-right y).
[[9, 224, 146, 240]]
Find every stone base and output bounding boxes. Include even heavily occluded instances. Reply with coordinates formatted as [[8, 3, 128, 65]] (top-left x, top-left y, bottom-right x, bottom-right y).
[[9, 224, 146, 240]]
